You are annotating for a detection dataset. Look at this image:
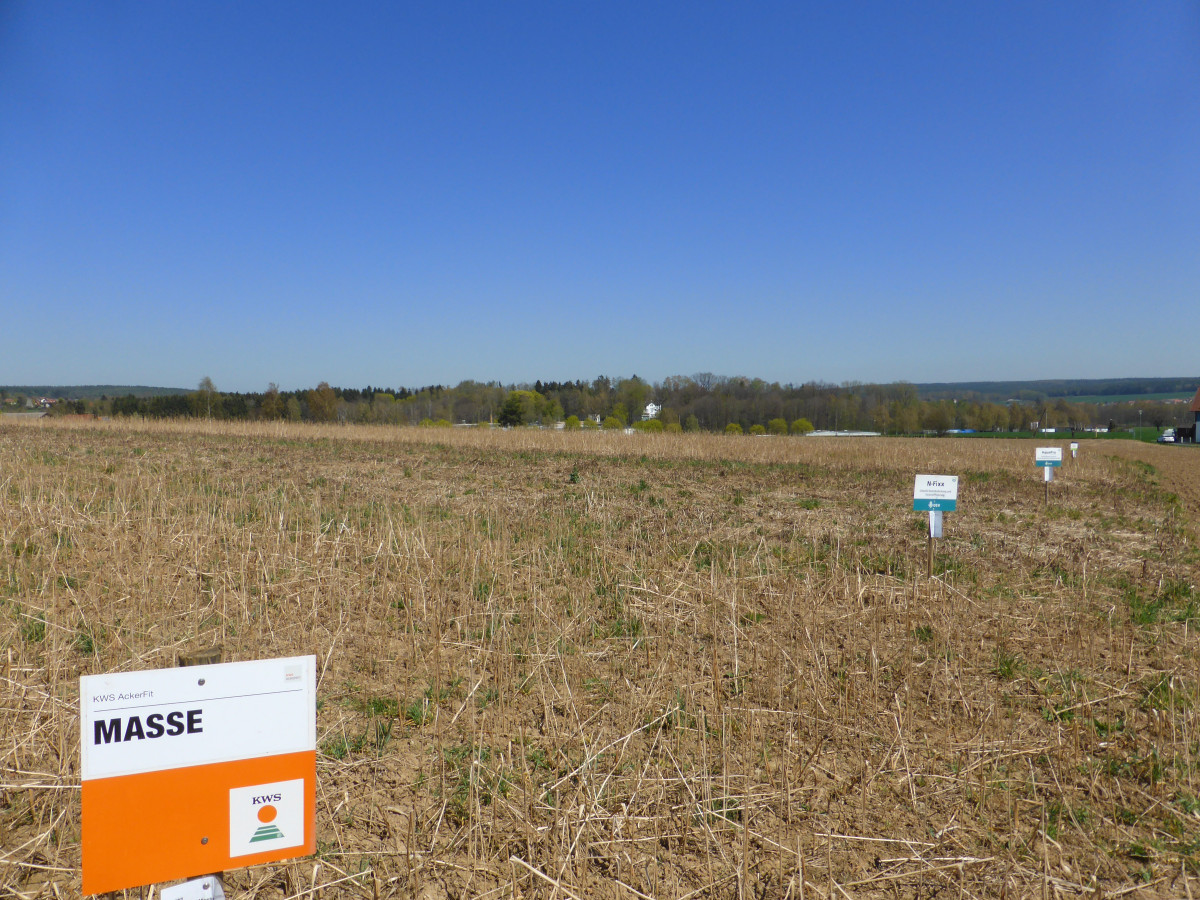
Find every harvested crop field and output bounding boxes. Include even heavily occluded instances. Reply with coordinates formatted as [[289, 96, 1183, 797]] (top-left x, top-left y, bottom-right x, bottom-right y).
[[2, 419, 1199, 898]]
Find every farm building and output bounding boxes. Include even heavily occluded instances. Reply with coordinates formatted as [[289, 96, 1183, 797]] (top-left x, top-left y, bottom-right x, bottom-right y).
[[1181, 387, 1200, 443]]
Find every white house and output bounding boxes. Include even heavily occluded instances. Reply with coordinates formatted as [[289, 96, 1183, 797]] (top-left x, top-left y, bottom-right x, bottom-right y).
[[642, 402, 661, 420]]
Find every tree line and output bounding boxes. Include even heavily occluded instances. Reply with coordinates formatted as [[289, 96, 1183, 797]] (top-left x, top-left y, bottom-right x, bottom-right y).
[[52, 375, 1195, 435]]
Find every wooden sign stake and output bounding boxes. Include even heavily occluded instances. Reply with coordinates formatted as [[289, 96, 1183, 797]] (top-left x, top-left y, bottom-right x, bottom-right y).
[[913, 476, 955, 580], [177, 647, 225, 899], [1035, 448, 1062, 509]]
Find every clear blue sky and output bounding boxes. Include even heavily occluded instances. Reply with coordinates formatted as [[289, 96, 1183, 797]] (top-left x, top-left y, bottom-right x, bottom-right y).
[[2, 2, 1197, 393]]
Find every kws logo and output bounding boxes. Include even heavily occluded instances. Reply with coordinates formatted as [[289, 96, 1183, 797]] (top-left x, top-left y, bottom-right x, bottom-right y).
[[230, 779, 304, 857], [250, 792, 285, 843]]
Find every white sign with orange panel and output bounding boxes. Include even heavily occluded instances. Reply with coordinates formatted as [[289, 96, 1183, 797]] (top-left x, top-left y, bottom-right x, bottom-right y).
[[80, 656, 316, 895]]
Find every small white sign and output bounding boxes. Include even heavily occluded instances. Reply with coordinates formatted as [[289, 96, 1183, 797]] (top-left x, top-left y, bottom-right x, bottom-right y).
[[81, 657, 316, 781], [914, 474, 959, 501], [229, 778, 306, 858], [1070, 442, 1079, 458], [160, 876, 226, 900], [1035, 447, 1063, 463], [913, 474, 958, 511]]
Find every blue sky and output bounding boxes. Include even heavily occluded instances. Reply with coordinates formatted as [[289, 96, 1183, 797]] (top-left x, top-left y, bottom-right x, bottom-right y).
[[2, 2, 1197, 392]]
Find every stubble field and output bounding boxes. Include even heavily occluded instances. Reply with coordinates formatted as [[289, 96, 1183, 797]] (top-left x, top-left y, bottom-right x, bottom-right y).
[[1, 419, 1198, 899]]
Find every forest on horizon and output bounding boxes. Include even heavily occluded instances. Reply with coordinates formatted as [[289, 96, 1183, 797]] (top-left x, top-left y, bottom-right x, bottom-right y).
[[5, 375, 1196, 435]]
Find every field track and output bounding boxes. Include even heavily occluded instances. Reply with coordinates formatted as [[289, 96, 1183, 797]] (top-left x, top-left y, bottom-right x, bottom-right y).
[[1, 418, 1198, 898]]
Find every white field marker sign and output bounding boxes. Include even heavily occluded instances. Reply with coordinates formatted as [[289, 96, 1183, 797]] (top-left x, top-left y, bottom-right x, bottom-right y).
[[80, 656, 316, 895], [160, 875, 226, 900], [1070, 442, 1079, 459], [929, 510, 944, 539], [1036, 447, 1063, 483], [913, 475, 957, 572], [913, 475, 958, 512]]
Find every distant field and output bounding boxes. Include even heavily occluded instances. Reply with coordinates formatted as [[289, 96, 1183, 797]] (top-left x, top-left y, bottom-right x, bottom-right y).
[[2, 419, 1198, 898], [964, 427, 1193, 442], [1064, 392, 1194, 404], [0, 384, 189, 400]]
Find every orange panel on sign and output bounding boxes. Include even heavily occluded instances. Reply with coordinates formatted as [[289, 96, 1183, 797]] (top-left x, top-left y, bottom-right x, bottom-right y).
[[82, 750, 315, 896]]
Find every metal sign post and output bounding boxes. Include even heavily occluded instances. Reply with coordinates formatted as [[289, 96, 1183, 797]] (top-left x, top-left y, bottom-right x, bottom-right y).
[[160, 874, 226, 900], [172, 649, 226, 900]]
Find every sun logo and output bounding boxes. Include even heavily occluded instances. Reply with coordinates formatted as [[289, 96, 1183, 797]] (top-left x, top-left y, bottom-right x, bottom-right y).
[[231, 778, 304, 857], [249, 804, 284, 843]]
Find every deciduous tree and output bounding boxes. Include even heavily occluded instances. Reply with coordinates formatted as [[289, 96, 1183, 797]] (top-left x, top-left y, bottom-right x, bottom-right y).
[[196, 377, 218, 419], [261, 383, 283, 420], [922, 402, 953, 435], [307, 382, 338, 422]]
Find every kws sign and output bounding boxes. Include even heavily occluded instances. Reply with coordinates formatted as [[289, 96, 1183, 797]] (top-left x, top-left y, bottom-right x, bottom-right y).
[[80, 656, 316, 895]]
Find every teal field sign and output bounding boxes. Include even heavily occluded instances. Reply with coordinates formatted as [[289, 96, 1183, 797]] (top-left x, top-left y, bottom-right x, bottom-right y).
[[913, 475, 958, 512], [1035, 447, 1063, 468], [914, 498, 957, 511]]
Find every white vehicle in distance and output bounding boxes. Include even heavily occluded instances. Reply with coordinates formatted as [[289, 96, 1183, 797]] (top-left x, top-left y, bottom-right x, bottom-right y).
[[1157, 428, 1176, 443]]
